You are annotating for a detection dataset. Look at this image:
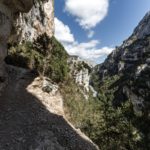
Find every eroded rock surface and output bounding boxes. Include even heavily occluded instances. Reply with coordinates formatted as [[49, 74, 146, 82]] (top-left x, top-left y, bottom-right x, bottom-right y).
[[68, 56, 92, 92], [11, 0, 54, 43], [0, 0, 33, 94], [0, 0, 33, 93]]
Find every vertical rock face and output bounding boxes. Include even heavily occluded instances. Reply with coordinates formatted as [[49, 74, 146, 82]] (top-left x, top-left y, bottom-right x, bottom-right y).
[[11, 0, 54, 43], [0, 3, 12, 76], [0, 0, 33, 94], [0, 0, 54, 93], [121, 11, 150, 48], [95, 11, 150, 115], [0, 1, 99, 149], [0, 3, 12, 94], [68, 56, 92, 92]]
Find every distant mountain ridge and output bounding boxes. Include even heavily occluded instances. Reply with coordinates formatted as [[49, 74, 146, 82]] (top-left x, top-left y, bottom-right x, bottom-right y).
[[121, 11, 150, 48], [94, 11, 150, 117], [89, 11, 150, 149]]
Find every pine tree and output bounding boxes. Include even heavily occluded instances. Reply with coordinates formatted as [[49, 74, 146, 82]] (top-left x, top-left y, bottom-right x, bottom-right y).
[[100, 91, 143, 149]]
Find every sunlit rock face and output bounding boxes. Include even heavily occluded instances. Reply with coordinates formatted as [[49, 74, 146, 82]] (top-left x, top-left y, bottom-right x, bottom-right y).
[[132, 11, 150, 39], [0, 0, 33, 93], [68, 56, 91, 92], [95, 11, 150, 116], [0, 0, 54, 85], [11, 0, 54, 43], [120, 11, 150, 49]]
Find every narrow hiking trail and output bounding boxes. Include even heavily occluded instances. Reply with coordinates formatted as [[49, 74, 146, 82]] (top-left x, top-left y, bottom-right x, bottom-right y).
[[0, 66, 98, 150]]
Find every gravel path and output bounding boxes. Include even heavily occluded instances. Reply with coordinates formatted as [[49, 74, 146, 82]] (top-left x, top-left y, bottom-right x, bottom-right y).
[[0, 67, 98, 150]]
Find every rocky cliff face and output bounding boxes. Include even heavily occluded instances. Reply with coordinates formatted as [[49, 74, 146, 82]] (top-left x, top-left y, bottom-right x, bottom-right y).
[[0, 0, 54, 92], [68, 56, 91, 92], [0, 1, 99, 149], [10, 0, 54, 43], [0, 0, 33, 94], [96, 11, 150, 116], [2, 0, 33, 12], [67, 55, 98, 99], [122, 11, 150, 47]]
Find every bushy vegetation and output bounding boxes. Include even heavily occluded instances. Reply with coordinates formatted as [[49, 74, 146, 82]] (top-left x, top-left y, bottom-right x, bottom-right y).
[[6, 34, 69, 83], [89, 34, 150, 149], [5, 32, 150, 149], [61, 75, 147, 150], [92, 76, 143, 150], [60, 78, 99, 128], [72, 61, 92, 73]]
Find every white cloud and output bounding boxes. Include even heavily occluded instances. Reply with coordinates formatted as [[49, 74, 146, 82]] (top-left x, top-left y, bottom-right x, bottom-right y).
[[54, 18, 75, 43], [87, 30, 95, 38], [55, 17, 113, 63], [64, 41, 114, 61], [65, 0, 109, 30]]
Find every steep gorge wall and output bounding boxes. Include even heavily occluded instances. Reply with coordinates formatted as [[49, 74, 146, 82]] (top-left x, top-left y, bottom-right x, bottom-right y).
[[68, 56, 91, 92], [0, 0, 54, 92], [10, 0, 54, 43], [0, 1, 99, 149], [0, 0, 33, 92], [96, 11, 150, 116]]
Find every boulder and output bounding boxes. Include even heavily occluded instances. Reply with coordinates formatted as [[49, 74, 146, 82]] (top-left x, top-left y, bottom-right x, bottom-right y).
[[42, 77, 59, 95]]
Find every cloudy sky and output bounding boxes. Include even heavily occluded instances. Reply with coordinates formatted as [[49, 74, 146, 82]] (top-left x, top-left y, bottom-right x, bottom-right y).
[[55, 0, 150, 63]]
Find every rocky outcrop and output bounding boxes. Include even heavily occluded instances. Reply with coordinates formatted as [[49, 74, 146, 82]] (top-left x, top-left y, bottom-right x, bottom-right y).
[[0, 0, 54, 94], [96, 11, 150, 116], [0, 0, 33, 94], [68, 56, 92, 92], [68, 56, 98, 99], [122, 11, 150, 48], [42, 77, 59, 95], [10, 0, 54, 43]]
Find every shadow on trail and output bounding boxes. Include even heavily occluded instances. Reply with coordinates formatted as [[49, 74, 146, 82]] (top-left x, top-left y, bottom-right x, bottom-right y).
[[0, 67, 97, 150]]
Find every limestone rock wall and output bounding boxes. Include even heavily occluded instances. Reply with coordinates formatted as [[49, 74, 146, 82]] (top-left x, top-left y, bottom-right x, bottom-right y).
[[122, 11, 150, 48], [0, 1, 99, 149], [96, 11, 150, 116], [0, 0, 33, 94], [10, 0, 54, 43], [0, 0, 54, 93], [68, 56, 91, 92]]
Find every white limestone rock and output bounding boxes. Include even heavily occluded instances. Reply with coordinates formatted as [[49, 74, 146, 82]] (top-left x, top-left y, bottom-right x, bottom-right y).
[[0, 0, 33, 94], [68, 56, 91, 92], [42, 77, 59, 95], [10, 0, 54, 43]]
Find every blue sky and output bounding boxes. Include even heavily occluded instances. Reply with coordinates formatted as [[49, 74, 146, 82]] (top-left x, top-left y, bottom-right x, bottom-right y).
[[54, 0, 150, 63]]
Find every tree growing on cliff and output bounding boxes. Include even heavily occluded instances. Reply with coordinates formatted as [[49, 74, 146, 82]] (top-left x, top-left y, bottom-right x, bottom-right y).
[[6, 34, 69, 83]]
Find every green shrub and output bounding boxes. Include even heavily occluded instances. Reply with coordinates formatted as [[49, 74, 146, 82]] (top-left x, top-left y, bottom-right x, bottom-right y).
[[61, 75, 143, 150], [6, 34, 69, 83], [60, 78, 100, 128]]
